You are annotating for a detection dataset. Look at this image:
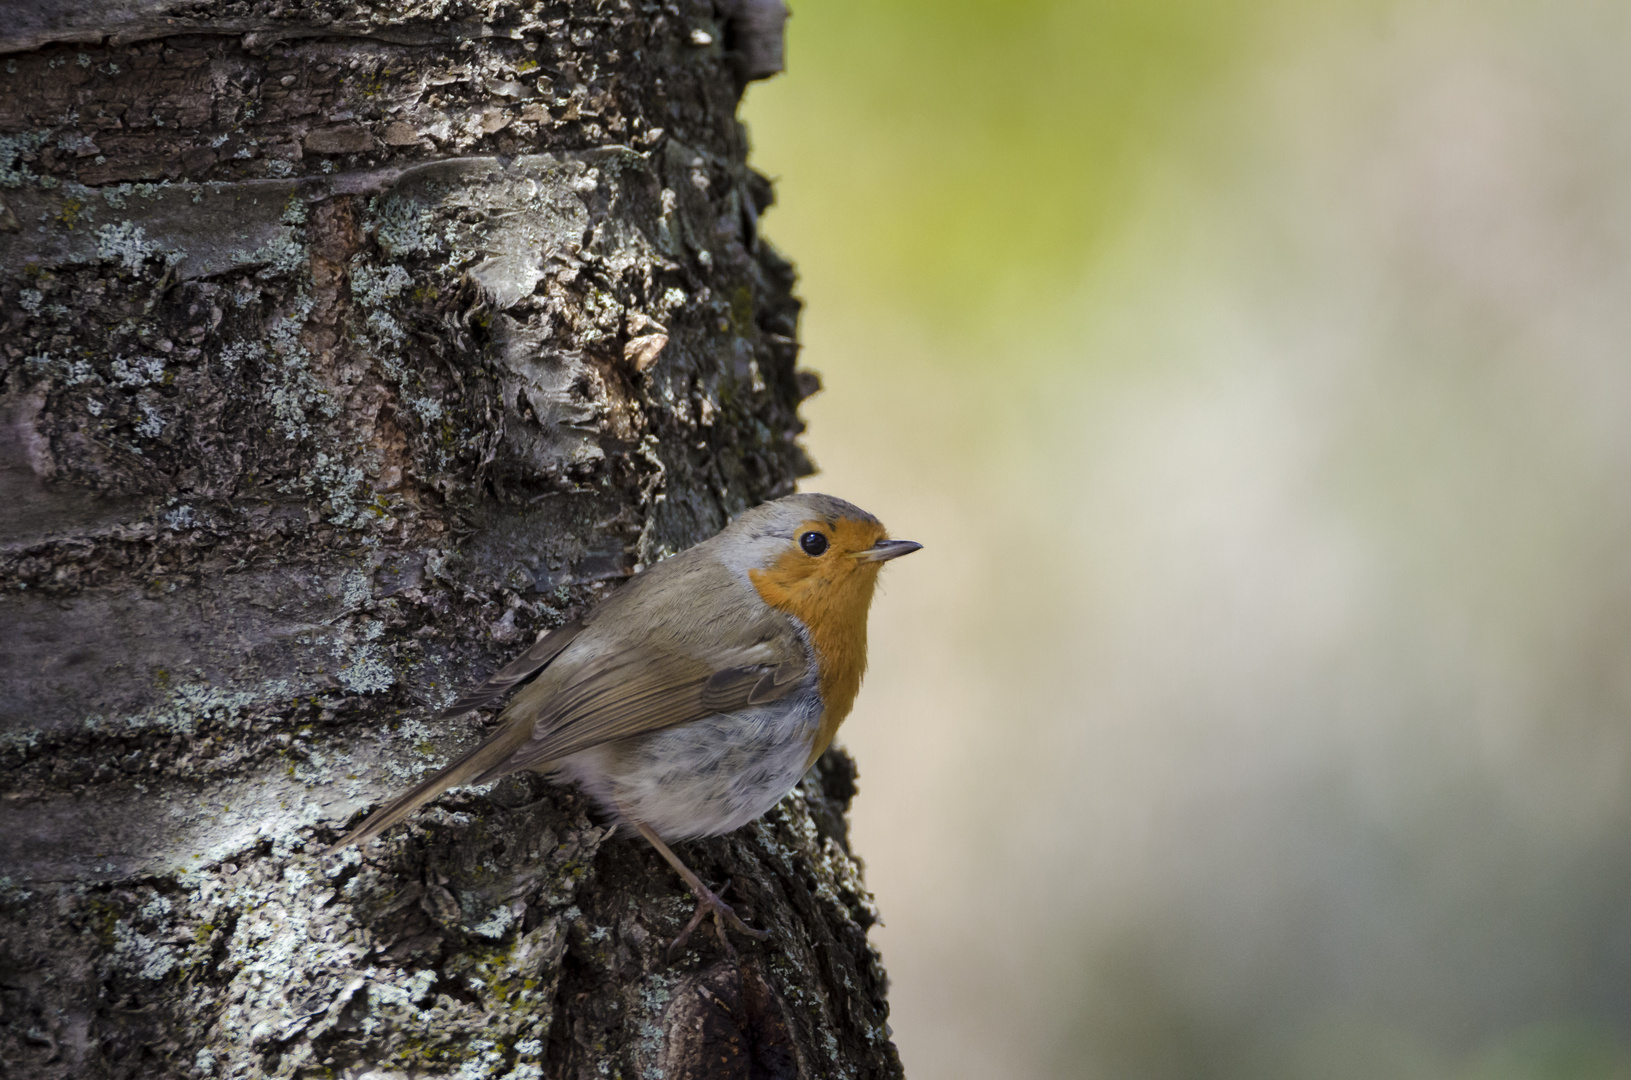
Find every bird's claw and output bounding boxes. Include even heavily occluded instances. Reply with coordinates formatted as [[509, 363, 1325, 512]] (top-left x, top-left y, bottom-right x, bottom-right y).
[[667, 877, 770, 961]]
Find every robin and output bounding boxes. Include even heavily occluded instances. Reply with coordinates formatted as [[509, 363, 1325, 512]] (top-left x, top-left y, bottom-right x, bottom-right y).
[[328, 492, 920, 954]]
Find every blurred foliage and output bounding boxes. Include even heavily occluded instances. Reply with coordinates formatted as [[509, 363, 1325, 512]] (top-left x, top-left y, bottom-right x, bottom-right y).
[[745, 0, 1303, 337], [740, 2, 1631, 1078]]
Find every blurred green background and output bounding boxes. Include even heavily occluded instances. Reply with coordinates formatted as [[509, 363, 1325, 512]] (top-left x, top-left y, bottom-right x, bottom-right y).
[[740, 0, 1631, 1077]]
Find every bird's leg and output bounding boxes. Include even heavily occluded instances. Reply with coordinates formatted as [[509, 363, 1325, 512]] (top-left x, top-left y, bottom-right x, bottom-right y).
[[633, 821, 771, 958]]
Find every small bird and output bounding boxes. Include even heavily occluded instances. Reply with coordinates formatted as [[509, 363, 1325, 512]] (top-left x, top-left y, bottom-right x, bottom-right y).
[[329, 493, 920, 953]]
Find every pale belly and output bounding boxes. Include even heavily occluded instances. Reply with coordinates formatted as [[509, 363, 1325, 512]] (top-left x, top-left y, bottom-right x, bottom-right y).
[[552, 684, 825, 841]]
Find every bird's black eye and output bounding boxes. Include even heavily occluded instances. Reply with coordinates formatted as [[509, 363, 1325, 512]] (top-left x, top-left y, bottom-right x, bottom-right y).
[[799, 531, 829, 557]]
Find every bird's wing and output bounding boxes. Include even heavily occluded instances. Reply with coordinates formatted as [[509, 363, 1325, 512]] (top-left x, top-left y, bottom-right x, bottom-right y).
[[476, 624, 811, 780], [327, 549, 810, 852], [434, 619, 586, 719]]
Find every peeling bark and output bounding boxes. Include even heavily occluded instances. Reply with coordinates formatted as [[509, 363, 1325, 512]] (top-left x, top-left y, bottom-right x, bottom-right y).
[[0, 3, 903, 1077]]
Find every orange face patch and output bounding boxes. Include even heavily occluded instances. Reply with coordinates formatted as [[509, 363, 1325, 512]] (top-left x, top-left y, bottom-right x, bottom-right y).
[[748, 516, 889, 766]]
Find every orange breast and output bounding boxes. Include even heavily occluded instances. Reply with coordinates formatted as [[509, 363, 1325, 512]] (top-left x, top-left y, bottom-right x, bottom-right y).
[[748, 517, 885, 768]]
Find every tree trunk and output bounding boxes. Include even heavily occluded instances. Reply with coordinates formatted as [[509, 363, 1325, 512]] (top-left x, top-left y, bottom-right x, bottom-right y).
[[0, 3, 902, 1077]]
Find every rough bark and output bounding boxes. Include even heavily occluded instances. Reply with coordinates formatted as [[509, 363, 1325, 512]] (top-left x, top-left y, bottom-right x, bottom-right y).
[[0, 3, 900, 1077]]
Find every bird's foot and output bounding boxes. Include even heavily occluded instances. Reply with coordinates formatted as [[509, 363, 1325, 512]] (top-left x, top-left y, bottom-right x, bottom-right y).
[[631, 821, 771, 960], [668, 877, 771, 961]]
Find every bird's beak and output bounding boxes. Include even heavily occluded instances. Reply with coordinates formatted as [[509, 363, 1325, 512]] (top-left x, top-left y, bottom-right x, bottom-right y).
[[852, 539, 923, 563]]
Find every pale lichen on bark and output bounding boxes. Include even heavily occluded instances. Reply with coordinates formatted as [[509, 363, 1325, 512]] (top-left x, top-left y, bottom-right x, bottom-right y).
[[0, 2, 901, 1077]]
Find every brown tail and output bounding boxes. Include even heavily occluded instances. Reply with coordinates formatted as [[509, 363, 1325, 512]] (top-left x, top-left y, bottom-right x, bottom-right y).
[[325, 720, 533, 854]]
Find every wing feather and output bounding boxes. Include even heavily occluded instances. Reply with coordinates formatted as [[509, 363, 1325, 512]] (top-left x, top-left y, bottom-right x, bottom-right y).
[[435, 619, 586, 719], [475, 629, 809, 780]]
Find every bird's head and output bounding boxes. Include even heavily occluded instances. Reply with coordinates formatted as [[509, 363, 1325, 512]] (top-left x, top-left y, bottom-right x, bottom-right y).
[[717, 493, 920, 760], [715, 493, 921, 628]]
